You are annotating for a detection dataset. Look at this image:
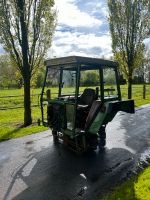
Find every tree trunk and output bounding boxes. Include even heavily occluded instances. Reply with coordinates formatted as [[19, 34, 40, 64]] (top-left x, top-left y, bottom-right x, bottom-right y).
[[24, 75, 32, 126], [128, 76, 132, 99], [17, 0, 32, 126]]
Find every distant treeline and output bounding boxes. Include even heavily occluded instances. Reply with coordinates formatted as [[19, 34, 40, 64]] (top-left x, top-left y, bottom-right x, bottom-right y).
[[0, 54, 149, 89]]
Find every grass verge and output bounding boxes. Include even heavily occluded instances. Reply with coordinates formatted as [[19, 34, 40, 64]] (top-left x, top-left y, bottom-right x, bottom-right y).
[[0, 106, 48, 141], [102, 166, 150, 200]]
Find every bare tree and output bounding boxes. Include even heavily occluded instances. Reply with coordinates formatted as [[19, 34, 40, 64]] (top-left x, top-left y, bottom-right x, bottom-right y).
[[108, 0, 150, 99], [0, 0, 57, 126]]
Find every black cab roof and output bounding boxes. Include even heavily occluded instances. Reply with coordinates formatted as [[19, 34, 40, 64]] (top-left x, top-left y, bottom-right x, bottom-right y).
[[44, 56, 118, 70]]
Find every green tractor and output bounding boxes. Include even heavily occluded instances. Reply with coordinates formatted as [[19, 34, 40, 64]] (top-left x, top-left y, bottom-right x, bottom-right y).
[[41, 56, 134, 153]]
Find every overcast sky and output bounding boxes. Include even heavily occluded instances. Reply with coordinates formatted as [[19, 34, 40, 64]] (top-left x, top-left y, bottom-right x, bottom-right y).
[[0, 0, 149, 59]]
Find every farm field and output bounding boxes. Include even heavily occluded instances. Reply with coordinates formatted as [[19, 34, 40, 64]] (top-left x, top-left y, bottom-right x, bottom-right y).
[[0, 84, 150, 141]]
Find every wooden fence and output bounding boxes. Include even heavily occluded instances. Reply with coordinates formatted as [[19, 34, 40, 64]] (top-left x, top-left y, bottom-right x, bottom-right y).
[[0, 85, 150, 110]]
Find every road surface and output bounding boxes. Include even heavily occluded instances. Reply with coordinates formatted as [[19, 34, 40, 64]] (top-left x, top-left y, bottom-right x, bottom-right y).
[[0, 104, 150, 200]]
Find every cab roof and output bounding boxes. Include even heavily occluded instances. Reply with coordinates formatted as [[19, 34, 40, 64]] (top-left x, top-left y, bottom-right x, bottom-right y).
[[45, 56, 118, 70]]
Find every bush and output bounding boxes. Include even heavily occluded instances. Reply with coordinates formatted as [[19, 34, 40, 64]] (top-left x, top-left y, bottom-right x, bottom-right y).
[[81, 71, 99, 86]]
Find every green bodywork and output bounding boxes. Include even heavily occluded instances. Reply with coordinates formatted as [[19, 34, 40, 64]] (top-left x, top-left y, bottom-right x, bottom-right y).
[[88, 99, 134, 134], [88, 102, 109, 134], [40, 56, 134, 152]]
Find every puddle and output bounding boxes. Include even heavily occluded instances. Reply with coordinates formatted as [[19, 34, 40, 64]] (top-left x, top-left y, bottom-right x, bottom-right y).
[[80, 173, 87, 180], [135, 148, 150, 173], [139, 148, 150, 164], [26, 141, 34, 145], [125, 148, 150, 178], [72, 186, 88, 200], [69, 173, 88, 200]]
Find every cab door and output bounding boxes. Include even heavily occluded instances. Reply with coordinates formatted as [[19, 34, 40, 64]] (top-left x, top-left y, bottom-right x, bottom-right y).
[[59, 68, 79, 134]]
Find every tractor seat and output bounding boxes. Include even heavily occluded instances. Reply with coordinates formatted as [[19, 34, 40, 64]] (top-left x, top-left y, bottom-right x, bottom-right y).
[[78, 88, 96, 108], [76, 88, 96, 129]]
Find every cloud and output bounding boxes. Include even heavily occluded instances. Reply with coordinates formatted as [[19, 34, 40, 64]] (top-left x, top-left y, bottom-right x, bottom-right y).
[[76, 0, 108, 21], [47, 0, 113, 59], [0, 0, 149, 59], [0, 0, 112, 58], [55, 0, 103, 28], [48, 30, 112, 58], [46, 0, 111, 58]]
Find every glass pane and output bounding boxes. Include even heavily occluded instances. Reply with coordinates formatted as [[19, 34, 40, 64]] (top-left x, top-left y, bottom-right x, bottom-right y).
[[103, 68, 118, 98], [45, 68, 60, 99], [66, 104, 75, 130], [80, 70, 100, 95], [61, 70, 76, 96]]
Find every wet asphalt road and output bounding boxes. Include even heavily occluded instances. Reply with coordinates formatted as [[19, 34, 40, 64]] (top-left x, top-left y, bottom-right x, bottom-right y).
[[0, 104, 150, 200]]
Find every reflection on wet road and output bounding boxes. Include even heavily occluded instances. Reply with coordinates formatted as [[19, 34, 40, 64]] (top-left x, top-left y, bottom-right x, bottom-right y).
[[0, 104, 150, 200]]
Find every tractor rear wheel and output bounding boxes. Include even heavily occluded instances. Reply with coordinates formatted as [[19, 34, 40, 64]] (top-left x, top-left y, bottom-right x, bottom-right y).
[[52, 130, 58, 143], [88, 135, 98, 150]]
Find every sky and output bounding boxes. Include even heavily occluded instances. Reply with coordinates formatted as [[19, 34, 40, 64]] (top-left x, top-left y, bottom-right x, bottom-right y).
[[49, 0, 112, 58], [0, 0, 149, 58], [0, 0, 111, 57]]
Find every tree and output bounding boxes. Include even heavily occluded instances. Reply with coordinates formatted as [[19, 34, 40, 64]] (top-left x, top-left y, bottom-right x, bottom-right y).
[[108, 0, 150, 99], [143, 48, 150, 83], [0, 54, 17, 88], [80, 71, 99, 86], [114, 44, 145, 81], [0, 54, 24, 88], [0, 0, 56, 126], [35, 68, 45, 88]]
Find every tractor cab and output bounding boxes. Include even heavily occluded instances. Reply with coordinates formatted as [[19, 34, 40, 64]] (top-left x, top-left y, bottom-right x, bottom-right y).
[[41, 56, 134, 153]]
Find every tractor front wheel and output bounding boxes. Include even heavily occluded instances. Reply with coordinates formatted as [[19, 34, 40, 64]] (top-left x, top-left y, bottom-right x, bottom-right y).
[[98, 126, 106, 148]]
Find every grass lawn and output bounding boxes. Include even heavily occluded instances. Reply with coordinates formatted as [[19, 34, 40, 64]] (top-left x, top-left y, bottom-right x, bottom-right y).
[[0, 84, 150, 141], [102, 166, 150, 200], [0, 107, 48, 141], [0, 88, 48, 141]]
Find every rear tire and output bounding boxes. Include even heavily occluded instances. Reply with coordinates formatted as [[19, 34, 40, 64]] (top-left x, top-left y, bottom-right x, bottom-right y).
[[52, 130, 58, 143], [88, 135, 98, 150]]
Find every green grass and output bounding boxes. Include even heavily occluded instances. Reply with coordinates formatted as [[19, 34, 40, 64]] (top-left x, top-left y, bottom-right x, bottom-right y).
[[0, 84, 150, 141], [0, 106, 48, 141], [0, 88, 49, 141], [102, 166, 150, 200], [120, 84, 150, 107]]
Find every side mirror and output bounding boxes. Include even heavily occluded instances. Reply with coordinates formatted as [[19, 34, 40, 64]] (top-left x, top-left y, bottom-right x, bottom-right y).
[[46, 89, 51, 100]]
